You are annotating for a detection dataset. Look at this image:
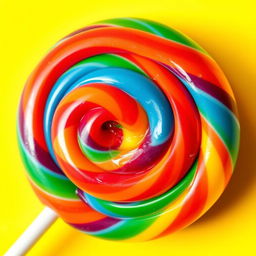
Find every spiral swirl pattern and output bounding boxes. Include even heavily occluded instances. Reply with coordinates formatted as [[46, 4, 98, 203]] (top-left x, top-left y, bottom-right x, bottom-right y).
[[18, 18, 240, 240]]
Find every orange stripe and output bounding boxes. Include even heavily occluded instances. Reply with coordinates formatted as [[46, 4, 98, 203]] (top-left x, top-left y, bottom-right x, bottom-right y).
[[156, 160, 208, 237], [201, 117, 233, 183], [30, 182, 104, 224]]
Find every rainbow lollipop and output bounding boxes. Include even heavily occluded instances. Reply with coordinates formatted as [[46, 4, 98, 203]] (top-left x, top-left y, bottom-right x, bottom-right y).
[[7, 17, 240, 255]]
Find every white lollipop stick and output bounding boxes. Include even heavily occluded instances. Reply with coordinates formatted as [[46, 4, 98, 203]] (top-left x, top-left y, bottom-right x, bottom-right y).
[[5, 207, 58, 256]]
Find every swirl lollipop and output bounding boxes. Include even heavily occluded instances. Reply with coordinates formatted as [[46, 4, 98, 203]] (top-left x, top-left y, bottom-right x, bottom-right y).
[[8, 17, 240, 255]]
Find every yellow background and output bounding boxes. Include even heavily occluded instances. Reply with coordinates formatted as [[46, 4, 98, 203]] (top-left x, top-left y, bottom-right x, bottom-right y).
[[0, 0, 255, 255]]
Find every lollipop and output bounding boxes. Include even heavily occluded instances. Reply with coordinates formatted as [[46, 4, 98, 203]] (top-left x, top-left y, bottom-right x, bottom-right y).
[[8, 17, 240, 254]]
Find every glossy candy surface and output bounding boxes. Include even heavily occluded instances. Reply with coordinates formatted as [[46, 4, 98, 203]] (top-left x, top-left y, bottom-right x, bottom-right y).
[[18, 18, 240, 240]]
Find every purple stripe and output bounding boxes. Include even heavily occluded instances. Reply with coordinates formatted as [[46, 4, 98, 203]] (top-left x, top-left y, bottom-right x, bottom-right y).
[[76, 188, 88, 203], [18, 108, 64, 175], [161, 63, 236, 114], [189, 73, 237, 112], [69, 217, 120, 232], [115, 137, 170, 173], [30, 139, 64, 174]]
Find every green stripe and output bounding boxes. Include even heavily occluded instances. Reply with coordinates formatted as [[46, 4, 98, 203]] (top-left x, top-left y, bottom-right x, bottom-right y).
[[95, 18, 207, 54], [73, 53, 147, 76], [87, 161, 197, 218], [90, 162, 197, 239]]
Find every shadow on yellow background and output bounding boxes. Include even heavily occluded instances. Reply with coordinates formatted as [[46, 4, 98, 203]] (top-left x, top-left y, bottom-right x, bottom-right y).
[[0, 0, 255, 255]]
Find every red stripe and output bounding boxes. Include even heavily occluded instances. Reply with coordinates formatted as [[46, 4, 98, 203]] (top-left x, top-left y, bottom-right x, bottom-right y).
[[156, 161, 208, 237]]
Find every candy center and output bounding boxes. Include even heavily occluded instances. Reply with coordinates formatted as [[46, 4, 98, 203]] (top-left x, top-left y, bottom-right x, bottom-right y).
[[101, 120, 123, 149]]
